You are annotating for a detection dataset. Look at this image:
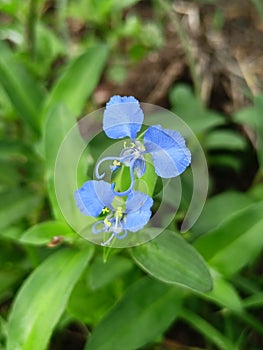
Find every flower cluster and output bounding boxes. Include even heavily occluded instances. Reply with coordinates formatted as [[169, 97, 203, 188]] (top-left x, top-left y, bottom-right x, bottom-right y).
[[75, 96, 191, 246]]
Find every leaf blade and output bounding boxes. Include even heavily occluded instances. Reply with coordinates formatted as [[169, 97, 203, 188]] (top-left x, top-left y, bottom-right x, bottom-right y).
[[85, 277, 182, 350], [131, 230, 212, 292], [7, 247, 94, 350], [43, 44, 108, 119], [0, 43, 44, 134], [195, 202, 263, 276], [20, 220, 75, 245]]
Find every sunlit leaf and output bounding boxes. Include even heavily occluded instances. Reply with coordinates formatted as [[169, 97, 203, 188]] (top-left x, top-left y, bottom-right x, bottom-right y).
[[7, 247, 94, 350], [20, 221, 75, 245]]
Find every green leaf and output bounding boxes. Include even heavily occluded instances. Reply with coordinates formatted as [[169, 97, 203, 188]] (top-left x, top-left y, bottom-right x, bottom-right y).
[[34, 23, 65, 77], [113, 155, 157, 198], [131, 230, 212, 292], [181, 309, 236, 350], [191, 191, 254, 235], [88, 255, 133, 290], [198, 269, 243, 312], [43, 103, 87, 223], [85, 277, 182, 350], [67, 278, 117, 325], [43, 44, 108, 119], [134, 154, 158, 197], [7, 247, 94, 350], [249, 182, 263, 201], [195, 202, 263, 276], [169, 84, 223, 135], [0, 188, 40, 231], [204, 129, 246, 151], [0, 43, 44, 135], [243, 292, 263, 309], [20, 221, 75, 245]]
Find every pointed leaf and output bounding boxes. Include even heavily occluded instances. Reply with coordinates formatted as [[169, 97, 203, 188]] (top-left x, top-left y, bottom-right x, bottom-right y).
[[131, 230, 212, 292], [198, 270, 243, 312], [43, 44, 108, 119], [20, 221, 75, 245], [7, 247, 94, 350], [195, 202, 263, 276]]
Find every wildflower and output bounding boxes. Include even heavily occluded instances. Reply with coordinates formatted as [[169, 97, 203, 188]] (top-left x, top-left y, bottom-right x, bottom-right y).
[[96, 95, 191, 196], [74, 180, 153, 246]]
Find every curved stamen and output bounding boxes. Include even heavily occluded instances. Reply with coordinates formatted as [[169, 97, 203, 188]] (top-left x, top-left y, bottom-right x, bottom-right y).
[[95, 154, 134, 179], [113, 229, 128, 240], [92, 213, 128, 245], [112, 158, 136, 196], [92, 220, 105, 234], [95, 156, 122, 179]]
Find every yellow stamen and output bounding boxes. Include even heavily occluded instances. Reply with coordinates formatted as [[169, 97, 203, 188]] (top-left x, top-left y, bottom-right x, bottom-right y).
[[123, 141, 127, 148], [130, 142, 135, 148], [113, 160, 120, 167], [116, 206, 123, 219], [104, 218, 111, 227], [102, 207, 109, 214]]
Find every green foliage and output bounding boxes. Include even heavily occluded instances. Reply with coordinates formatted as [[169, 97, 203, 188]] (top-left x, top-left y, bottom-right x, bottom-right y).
[[0, 43, 44, 135], [169, 83, 224, 135], [43, 45, 108, 119], [7, 247, 94, 350], [85, 277, 182, 350], [195, 202, 263, 276], [0, 1, 263, 349], [132, 230, 212, 292], [20, 221, 75, 245], [0, 188, 41, 231]]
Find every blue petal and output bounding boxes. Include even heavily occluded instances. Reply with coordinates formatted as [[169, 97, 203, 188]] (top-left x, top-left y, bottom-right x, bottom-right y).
[[133, 158, 146, 178], [103, 95, 144, 140], [124, 191, 153, 232], [144, 125, 191, 178], [74, 180, 114, 217]]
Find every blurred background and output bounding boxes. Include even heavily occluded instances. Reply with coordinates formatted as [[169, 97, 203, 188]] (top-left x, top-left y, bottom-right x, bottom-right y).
[[1, 0, 263, 349]]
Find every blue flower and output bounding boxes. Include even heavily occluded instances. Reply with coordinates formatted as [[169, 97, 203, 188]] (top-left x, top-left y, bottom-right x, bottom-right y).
[[96, 95, 191, 195], [74, 180, 153, 246]]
